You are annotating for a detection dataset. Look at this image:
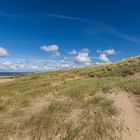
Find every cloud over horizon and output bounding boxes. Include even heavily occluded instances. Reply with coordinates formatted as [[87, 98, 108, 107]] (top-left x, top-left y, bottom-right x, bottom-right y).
[[0, 46, 120, 72], [98, 54, 110, 63], [75, 48, 92, 66]]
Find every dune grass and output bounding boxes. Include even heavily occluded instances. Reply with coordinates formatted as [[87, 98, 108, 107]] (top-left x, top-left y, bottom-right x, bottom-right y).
[[118, 73, 140, 95], [0, 74, 121, 140], [0, 56, 139, 140]]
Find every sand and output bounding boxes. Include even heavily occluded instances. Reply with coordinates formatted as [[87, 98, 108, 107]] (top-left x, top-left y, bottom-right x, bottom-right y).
[[109, 92, 140, 140], [0, 78, 14, 83]]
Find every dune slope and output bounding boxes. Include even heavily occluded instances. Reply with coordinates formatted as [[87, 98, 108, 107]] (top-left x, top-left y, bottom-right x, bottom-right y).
[[0, 56, 140, 140]]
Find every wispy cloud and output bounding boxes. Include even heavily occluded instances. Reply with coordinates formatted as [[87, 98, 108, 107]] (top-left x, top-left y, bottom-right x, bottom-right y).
[[0, 11, 86, 21], [116, 33, 140, 43], [0, 12, 24, 18], [45, 13, 86, 21], [1, 11, 139, 44], [87, 22, 140, 44], [45, 13, 140, 43]]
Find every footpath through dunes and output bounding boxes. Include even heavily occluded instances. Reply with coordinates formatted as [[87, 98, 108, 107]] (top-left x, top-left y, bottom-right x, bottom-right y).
[[108, 92, 140, 140]]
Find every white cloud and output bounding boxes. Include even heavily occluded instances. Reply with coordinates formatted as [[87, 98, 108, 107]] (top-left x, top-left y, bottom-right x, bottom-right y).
[[99, 54, 110, 62], [68, 50, 77, 55], [0, 59, 42, 72], [75, 48, 92, 66], [0, 60, 11, 65], [0, 48, 93, 72], [40, 45, 60, 56], [82, 48, 89, 53], [0, 58, 75, 72], [97, 49, 118, 55], [0, 47, 8, 56]]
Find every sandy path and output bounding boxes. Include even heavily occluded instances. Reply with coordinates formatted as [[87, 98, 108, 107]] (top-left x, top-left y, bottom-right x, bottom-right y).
[[109, 92, 140, 140], [0, 78, 14, 83]]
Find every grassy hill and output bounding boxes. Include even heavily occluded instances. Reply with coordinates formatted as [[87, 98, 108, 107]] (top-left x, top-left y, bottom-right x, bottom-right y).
[[0, 56, 140, 140]]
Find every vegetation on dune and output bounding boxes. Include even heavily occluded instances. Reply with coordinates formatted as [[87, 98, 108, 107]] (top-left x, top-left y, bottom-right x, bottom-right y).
[[0, 56, 139, 140], [0, 76, 121, 140], [119, 73, 140, 95], [71, 56, 140, 77]]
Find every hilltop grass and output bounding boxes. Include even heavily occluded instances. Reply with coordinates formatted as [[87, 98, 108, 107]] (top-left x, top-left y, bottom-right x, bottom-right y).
[[70, 56, 140, 77], [0, 56, 139, 140]]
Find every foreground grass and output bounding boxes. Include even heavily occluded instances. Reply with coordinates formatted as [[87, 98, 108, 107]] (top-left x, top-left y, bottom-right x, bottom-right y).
[[0, 56, 139, 140], [0, 74, 122, 140]]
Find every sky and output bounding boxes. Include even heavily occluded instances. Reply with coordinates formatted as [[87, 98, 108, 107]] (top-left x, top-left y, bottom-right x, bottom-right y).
[[0, 0, 140, 72]]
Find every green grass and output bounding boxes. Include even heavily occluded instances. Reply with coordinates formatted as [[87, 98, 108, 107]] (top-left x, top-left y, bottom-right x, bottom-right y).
[[0, 56, 139, 140]]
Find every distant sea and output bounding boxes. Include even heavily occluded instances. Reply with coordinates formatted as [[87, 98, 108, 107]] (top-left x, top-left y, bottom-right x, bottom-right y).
[[0, 72, 31, 77]]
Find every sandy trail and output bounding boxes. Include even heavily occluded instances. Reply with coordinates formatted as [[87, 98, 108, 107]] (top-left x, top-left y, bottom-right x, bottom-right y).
[[0, 78, 14, 83], [109, 92, 140, 140]]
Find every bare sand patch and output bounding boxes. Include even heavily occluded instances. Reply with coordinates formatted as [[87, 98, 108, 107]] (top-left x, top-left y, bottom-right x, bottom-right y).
[[26, 94, 55, 114], [0, 78, 14, 83], [108, 92, 140, 140]]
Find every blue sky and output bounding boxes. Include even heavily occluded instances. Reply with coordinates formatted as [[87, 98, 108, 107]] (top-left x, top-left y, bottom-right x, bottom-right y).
[[0, 0, 140, 72]]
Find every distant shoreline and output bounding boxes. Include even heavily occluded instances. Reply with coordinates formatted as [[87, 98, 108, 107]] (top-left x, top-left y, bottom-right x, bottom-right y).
[[0, 72, 32, 77]]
